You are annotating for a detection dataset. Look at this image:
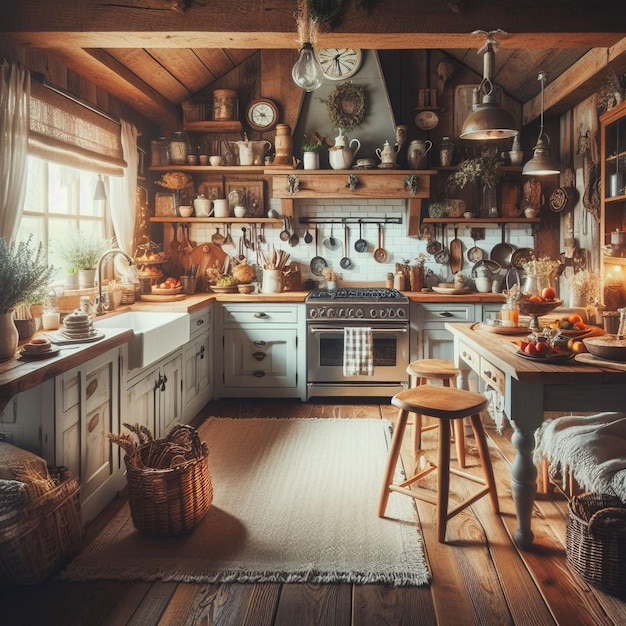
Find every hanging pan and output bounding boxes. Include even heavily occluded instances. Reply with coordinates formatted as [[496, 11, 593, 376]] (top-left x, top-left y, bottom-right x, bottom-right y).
[[467, 229, 486, 263], [309, 225, 328, 276], [426, 224, 443, 255], [354, 221, 368, 252], [490, 225, 515, 268]]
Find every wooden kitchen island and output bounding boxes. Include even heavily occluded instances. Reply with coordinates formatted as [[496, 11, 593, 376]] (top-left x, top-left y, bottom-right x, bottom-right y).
[[446, 322, 626, 550]]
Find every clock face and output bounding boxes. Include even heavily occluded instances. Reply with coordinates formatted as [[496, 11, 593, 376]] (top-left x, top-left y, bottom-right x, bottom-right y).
[[316, 48, 363, 81], [246, 99, 278, 132]]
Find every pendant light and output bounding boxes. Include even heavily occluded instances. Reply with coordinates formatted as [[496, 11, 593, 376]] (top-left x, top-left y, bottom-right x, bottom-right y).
[[93, 174, 107, 212], [292, 1, 323, 92], [523, 72, 560, 176], [460, 31, 518, 140]]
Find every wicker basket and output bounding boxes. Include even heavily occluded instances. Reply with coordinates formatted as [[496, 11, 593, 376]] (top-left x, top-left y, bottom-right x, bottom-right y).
[[0, 467, 82, 584], [123, 424, 213, 536], [566, 493, 626, 597]]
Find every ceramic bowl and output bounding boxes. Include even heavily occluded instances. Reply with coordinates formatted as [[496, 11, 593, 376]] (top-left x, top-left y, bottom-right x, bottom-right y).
[[237, 283, 255, 294], [524, 208, 538, 219], [583, 336, 626, 362], [463, 211, 475, 219], [178, 205, 194, 217], [234, 206, 247, 218], [209, 156, 223, 166]]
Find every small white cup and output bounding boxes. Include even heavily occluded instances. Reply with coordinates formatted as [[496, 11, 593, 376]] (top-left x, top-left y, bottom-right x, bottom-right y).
[[213, 198, 230, 218], [209, 156, 223, 166], [178, 205, 193, 217], [234, 206, 247, 218]]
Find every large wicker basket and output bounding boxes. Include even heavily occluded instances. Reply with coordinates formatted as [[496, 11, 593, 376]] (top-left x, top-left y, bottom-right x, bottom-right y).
[[566, 493, 626, 597], [0, 467, 82, 584], [122, 424, 213, 537]]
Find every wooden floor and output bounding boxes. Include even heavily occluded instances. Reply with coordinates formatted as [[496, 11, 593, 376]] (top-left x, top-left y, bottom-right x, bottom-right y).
[[2, 398, 625, 626]]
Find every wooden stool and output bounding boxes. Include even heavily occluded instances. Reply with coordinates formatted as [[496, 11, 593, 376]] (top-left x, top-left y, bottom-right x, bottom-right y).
[[378, 385, 499, 543], [406, 359, 466, 468]]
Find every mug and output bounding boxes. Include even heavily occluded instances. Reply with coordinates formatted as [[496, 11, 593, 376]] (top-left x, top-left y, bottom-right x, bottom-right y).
[[209, 156, 223, 166], [213, 198, 230, 218]]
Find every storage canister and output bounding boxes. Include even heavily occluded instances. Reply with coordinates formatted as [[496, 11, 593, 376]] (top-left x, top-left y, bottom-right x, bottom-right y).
[[168, 131, 189, 165], [273, 124, 294, 166], [212, 89, 238, 121], [151, 137, 170, 166]]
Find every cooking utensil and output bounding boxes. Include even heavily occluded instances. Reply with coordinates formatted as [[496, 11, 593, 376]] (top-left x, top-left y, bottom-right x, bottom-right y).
[[426, 224, 443, 255], [323, 223, 339, 250], [449, 226, 463, 274], [490, 226, 515, 268], [279, 218, 290, 241], [309, 225, 328, 276], [471, 259, 501, 278], [511, 247, 534, 270], [304, 224, 313, 244], [340, 224, 352, 269], [224, 223, 234, 246], [288, 218, 299, 247], [373, 223, 388, 263], [354, 222, 368, 252], [467, 230, 485, 263]]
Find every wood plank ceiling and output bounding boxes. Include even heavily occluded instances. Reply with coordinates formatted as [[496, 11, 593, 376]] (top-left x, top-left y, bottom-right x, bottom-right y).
[[2, 0, 626, 130]]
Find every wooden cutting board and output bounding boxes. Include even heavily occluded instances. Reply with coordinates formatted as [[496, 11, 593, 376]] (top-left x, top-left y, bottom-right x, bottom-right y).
[[449, 228, 463, 274], [575, 353, 626, 371], [189, 243, 229, 291]]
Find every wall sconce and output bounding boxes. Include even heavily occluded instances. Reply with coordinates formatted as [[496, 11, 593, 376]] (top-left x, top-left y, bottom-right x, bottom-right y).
[[460, 31, 518, 140], [93, 174, 107, 211], [523, 72, 560, 176], [292, 1, 323, 92]]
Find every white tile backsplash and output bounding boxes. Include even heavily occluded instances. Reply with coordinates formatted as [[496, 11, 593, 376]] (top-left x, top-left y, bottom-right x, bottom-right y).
[[188, 198, 535, 287]]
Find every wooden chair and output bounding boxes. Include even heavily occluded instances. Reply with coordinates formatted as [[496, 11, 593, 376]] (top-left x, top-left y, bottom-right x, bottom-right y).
[[406, 359, 466, 468], [379, 385, 499, 543]]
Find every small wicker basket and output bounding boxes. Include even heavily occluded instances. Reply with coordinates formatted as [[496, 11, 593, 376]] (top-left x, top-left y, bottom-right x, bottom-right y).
[[566, 493, 626, 597], [114, 424, 213, 537]]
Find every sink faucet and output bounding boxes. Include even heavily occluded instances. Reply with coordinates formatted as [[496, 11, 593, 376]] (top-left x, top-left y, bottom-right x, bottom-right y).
[[95, 248, 135, 315]]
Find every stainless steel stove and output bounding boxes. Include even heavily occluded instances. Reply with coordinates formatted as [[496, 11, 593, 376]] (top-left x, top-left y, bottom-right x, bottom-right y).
[[306, 288, 410, 398]]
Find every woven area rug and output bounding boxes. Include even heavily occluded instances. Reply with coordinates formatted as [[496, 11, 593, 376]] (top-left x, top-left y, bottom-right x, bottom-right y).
[[60, 417, 430, 586]]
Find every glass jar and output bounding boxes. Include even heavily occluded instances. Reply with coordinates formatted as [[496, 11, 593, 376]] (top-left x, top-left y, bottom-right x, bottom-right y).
[[168, 131, 189, 165], [439, 136, 454, 167], [42, 292, 60, 330], [150, 137, 170, 166], [500, 301, 519, 327]]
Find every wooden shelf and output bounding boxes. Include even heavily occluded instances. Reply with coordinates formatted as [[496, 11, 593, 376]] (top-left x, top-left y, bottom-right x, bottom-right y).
[[432, 166, 523, 173], [604, 193, 626, 203], [183, 121, 243, 133], [603, 256, 626, 266], [149, 165, 267, 173], [150, 217, 282, 224], [423, 217, 540, 224]]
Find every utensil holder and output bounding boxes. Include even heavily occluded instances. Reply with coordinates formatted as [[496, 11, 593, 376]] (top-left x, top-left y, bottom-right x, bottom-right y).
[[261, 269, 283, 294]]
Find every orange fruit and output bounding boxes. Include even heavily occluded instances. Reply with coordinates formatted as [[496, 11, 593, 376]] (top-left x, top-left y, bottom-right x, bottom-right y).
[[529, 295, 543, 302], [568, 313, 584, 324]]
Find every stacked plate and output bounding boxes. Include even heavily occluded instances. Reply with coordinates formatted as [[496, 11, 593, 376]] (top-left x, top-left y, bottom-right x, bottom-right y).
[[61, 311, 97, 340]]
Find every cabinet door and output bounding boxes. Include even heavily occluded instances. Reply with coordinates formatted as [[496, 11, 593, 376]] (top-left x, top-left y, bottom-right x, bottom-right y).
[[223, 328, 297, 388], [159, 352, 183, 436], [182, 331, 210, 423], [421, 328, 455, 361], [126, 366, 159, 440]]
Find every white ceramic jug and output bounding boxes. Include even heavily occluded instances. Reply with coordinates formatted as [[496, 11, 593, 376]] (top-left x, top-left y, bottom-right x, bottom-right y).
[[328, 138, 361, 170], [193, 194, 212, 217], [376, 140, 396, 165]]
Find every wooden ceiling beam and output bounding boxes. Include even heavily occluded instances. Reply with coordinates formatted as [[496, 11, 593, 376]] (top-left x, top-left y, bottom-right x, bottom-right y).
[[523, 36, 626, 124]]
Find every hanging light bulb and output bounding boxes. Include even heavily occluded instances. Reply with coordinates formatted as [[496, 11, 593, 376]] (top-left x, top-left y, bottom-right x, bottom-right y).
[[523, 72, 560, 176], [292, 42, 323, 92], [460, 31, 518, 140]]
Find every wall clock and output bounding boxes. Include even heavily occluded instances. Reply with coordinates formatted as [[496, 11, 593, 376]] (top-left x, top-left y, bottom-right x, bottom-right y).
[[316, 48, 363, 81], [246, 98, 279, 132]]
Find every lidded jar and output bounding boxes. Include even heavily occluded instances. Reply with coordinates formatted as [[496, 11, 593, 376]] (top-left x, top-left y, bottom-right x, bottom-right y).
[[274, 124, 293, 166], [168, 131, 189, 165], [439, 136, 454, 167]]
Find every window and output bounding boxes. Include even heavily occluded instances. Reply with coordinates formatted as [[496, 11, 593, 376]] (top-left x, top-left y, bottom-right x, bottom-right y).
[[17, 156, 112, 273]]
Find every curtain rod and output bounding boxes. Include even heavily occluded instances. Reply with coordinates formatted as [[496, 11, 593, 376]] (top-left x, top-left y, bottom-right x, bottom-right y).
[[31, 72, 120, 126]]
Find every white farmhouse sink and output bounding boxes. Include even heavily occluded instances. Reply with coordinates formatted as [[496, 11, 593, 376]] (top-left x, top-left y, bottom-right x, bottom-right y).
[[94, 311, 190, 370]]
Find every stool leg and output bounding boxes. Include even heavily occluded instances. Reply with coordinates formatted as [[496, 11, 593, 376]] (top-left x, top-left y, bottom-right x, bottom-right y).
[[437, 420, 452, 543], [453, 419, 466, 468], [378, 409, 409, 517], [469, 413, 499, 514], [412, 412, 424, 458]]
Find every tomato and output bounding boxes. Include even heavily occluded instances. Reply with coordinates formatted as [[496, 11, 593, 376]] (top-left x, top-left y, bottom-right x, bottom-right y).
[[541, 287, 556, 300], [524, 342, 537, 355], [535, 341, 551, 355]]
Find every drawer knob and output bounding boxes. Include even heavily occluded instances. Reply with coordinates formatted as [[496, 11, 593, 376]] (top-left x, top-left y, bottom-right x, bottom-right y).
[[254, 312, 269, 319], [438, 311, 454, 318], [252, 351, 266, 361], [253, 370, 266, 378], [254, 340, 266, 347]]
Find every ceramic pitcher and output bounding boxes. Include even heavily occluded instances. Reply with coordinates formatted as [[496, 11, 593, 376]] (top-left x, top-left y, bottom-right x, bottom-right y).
[[376, 140, 396, 166], [407, 140, 432, 169]]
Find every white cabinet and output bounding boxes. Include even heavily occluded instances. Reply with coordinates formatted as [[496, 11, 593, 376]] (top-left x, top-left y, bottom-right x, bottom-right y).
[[126, 351, 183, 440], [55, 347, 124, 524], [216, 303, 306, 400], [182, 306, 212, 423]]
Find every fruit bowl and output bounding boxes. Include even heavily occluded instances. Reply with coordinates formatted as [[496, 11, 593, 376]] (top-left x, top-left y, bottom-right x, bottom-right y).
[[151, 285, 182, 296], [518, 298, 562, 329], [582, 336, 626, 362]]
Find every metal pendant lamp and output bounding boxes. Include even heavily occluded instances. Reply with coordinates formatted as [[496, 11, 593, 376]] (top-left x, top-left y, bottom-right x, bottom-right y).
[[460, 31, 518, 140], [523, 72, 560, 176]]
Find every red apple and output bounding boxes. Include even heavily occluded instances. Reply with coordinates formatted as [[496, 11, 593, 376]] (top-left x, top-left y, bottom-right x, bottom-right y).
[[541, 286, 556, 300], [524, 342, 537, 355]]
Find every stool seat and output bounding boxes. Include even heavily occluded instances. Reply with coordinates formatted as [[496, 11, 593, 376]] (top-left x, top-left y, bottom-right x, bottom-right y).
[[379, 385, 499, 543], [407, 359, 460, 380]]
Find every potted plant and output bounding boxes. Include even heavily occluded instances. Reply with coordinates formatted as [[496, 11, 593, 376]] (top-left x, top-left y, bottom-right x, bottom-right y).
[[56, 231, 111, 289], [301, 139, 325, 170], [0, 236, 56, 360], [445, 149, 505, 217]]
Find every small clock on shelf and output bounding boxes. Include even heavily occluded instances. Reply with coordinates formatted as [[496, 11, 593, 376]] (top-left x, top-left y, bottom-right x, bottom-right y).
[[246, 98, 279, 132], [315, 48, 363, 81]]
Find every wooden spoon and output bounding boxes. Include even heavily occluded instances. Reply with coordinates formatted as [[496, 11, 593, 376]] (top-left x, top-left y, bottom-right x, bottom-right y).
[[373, 223, 388, 263]]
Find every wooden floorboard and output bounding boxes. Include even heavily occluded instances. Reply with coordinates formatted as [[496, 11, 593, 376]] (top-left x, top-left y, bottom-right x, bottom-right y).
[[2, 398, 625, 626]]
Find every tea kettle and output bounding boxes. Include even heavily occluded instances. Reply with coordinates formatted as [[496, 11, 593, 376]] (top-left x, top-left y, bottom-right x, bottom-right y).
[[376, 140, 396, 166], [230, 137, 272, 166], [328, 130, 361, 170]]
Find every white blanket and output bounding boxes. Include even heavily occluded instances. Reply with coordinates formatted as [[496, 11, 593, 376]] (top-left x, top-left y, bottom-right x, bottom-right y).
[[533, 412, 626, 502]]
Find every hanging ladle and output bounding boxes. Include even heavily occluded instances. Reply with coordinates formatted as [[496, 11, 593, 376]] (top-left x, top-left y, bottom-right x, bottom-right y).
[[288, 217, 299, 247], [323, 222, 339, 250], [304, 223, 313, 244], [354, 221, 368, 252], [279, 217, 290, 242], [340, 223, 352, 269]]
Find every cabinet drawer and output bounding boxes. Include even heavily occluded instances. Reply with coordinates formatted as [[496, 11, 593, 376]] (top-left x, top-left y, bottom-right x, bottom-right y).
[[459, 342, 480, 371], [222, 304, 299, 325], [419, 304, 474, 324], [479, 356, 506, 396], [189, 307, 210, 339]]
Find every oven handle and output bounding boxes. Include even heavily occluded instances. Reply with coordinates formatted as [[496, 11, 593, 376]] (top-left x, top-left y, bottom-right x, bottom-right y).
[[308, 326, 408, 333]]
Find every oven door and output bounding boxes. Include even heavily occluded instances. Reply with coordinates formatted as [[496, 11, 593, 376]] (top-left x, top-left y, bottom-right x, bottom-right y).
[[307, 322, 409, 384]]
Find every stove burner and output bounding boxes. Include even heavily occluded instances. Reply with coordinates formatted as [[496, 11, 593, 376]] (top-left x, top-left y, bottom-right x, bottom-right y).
[[307, 288, 406, 301]]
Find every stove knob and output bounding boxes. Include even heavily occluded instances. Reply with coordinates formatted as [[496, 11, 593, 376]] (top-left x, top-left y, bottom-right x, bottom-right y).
[[370, 308, 378, 318], [347, 308, 355, 318], [355, 308, 364, 318], [327, 308, 336, 318], [309, 309, 317, 318], [319, 307, 326, 317], [338, 308, 345, 318], [396, 308, 407, 319], [388, 308, 396, 318], [379, 308, 387, 318]]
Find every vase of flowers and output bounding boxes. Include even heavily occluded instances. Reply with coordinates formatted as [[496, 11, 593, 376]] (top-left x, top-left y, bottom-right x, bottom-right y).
[[56, 231, 111, 289], [564, 269, 600, 308], [0, 236, 55, 360], [301, 140, 324, 170]]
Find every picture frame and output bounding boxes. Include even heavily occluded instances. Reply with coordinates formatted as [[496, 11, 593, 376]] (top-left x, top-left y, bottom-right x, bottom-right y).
[[196, 177, 224, 202], [155, 191, 176, 217], [225, 180, 265, 217]]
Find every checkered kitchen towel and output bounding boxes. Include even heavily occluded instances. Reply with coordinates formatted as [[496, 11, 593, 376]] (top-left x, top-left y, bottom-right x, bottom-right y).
[[343, 326, 374, 376]]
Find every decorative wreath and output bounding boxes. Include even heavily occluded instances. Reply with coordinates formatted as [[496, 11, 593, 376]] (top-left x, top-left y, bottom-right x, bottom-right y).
[[321, 82, 366, 132]]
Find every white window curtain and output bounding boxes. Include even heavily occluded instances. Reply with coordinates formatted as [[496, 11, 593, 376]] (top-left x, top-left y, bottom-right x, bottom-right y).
[[109, 120, 139, 256], [0, 59, 30, 241]]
